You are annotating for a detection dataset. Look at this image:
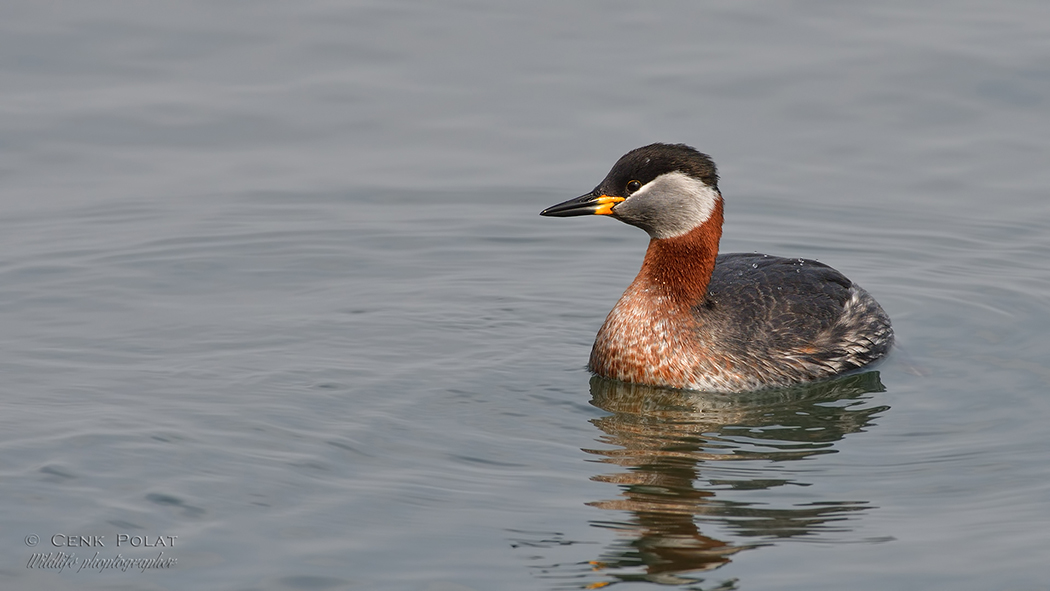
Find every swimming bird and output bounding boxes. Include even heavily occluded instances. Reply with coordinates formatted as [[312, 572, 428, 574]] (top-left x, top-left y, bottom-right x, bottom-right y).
[[541, 143, 893, 393]]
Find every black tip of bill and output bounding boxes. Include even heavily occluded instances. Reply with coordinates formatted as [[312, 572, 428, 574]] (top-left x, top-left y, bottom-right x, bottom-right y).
[[540, 194, 624, 217]]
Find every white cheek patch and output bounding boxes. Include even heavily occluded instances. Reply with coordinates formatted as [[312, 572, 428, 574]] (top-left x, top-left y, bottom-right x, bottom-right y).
[[627, 171, 720, 239]]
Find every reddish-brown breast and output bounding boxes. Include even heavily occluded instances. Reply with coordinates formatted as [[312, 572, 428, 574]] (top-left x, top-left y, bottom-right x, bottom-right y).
[[588, 201, 747, 389]]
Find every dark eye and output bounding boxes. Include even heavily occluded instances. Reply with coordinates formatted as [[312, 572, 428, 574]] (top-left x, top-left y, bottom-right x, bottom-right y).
[[626, 180, 642, 194]]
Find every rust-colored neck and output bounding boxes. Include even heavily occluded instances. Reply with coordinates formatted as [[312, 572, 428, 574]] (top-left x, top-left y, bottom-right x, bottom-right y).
[[635, 198, 723, 308]]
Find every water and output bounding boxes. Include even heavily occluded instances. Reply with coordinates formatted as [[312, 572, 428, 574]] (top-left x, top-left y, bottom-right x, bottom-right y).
[[2, 1, 1049, 589]]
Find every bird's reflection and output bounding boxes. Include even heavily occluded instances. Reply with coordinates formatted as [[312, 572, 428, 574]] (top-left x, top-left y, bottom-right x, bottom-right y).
[[581, 371, 888, 587]]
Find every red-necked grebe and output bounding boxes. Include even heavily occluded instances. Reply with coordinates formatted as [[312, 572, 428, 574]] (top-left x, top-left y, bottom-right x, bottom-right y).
[[541, 143, 893, 392]]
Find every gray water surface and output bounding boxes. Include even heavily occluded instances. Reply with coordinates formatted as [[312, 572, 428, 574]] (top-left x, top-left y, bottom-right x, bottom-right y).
[[2, 1, 1050, 590]]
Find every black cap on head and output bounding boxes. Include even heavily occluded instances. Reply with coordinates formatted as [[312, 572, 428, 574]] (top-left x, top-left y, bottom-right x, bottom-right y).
[[596, 143, 719, 197]]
